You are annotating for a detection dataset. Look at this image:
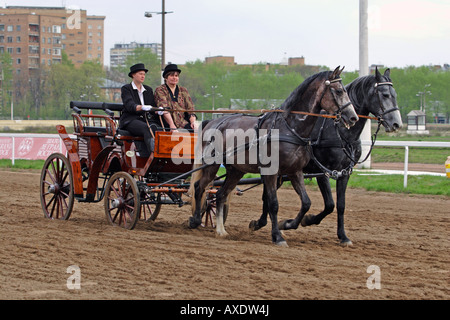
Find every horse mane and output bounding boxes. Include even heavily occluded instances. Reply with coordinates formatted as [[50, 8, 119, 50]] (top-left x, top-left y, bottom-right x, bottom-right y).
[[345, 70, 392, 113], [345, 75, 375, 113], [281, 70, 333, 114]]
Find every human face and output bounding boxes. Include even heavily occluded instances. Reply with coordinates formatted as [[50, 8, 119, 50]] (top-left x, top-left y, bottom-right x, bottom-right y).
[[132, 71, 146, 85], [166, 72, 179, 87]]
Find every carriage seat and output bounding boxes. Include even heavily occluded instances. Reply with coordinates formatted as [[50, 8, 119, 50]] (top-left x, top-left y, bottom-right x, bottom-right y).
[[116, 129, 150, 158]]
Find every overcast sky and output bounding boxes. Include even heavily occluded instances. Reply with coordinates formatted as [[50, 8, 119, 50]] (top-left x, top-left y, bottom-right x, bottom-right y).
[[4, 0, 450, 71]]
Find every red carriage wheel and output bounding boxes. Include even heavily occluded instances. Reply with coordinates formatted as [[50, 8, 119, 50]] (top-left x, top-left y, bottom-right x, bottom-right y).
[[140, 192, 162, 222], [201, 192, 229, 228], [104, 172, 140, 230], [40, 153, 74, 220]]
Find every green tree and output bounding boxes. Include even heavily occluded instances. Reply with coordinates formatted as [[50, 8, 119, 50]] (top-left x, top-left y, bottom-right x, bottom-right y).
[[0, 53, 13, 118]]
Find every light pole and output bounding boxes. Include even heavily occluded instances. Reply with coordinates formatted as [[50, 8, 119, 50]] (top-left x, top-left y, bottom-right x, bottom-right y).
[[416, 84, 431, 113], [204, 85, 222, 111], [145, 0, 173, 84]]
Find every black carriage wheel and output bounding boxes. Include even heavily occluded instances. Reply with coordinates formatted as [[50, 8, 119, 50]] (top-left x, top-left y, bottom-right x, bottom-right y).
[[40, 153, 74, 220], [104, 172, 140, 230]]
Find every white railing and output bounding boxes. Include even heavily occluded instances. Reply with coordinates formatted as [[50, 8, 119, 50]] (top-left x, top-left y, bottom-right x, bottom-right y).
[[361, 140, 450, 187], [0, 133, 448, 188]]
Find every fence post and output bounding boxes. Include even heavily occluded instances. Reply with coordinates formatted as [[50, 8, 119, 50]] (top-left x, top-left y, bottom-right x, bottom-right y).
[[403, 146, 409, 188], [11, 136, 15, 166]]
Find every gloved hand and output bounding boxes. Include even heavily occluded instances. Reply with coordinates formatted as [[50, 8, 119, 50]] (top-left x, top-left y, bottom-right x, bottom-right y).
[[142, 105, 153, 111]]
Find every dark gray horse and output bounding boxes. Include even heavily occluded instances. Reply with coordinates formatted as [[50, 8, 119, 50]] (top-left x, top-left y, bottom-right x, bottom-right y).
[[189, 67, 359, 247], [250, 67, 402, 245]]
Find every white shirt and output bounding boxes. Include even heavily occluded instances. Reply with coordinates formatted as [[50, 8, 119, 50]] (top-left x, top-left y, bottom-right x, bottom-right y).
[[132, 81, 146, 106]]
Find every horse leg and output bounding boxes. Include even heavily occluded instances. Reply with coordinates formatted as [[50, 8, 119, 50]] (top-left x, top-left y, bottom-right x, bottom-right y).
[[279, 172, 311, 230], [261, 175, 288, 247], [301, 175, 335, 227], [189, 164, 220, 229], [250, 175, 284, 231], [336, 176, 352, 246], [249, 184, 269, 231], [214, 169, 244, 237]]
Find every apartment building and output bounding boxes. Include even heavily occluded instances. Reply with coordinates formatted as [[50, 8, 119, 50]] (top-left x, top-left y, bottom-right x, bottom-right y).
[[110, 41, 162, 68], [0, 6, 105, 76]]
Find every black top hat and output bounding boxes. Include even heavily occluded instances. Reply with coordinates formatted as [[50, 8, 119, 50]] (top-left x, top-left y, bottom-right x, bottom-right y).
[[128, 63, 148, 78], [162, 64, 181, 78]]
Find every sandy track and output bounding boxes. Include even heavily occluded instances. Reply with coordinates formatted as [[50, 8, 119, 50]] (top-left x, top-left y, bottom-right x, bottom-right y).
[[0, 169, 448, 300]]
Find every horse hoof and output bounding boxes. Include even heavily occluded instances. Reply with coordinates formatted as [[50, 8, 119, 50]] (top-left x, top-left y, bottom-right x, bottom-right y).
[[339, 239, 353, 247], [216, 231, 229, 238], [188, 217, 201, 229], [249, 220, 261, 231], [300, 214, 315, 227], [275, 241, 289, 248], [279, 219, 296, 230]]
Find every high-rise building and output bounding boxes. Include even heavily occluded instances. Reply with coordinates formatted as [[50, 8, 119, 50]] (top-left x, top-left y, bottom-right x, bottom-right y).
[[0, 6, 105, 74], [110, 42, 162, 68]]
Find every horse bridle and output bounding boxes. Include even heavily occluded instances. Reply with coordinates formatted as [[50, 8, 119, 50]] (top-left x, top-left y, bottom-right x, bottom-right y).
[[319, 78, 353, 124], [331, 80, 400, 169], [374, 81, 399, 122]]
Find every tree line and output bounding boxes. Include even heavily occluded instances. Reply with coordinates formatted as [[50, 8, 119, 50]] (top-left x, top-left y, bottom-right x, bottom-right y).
[[0, 48, 449, 123]]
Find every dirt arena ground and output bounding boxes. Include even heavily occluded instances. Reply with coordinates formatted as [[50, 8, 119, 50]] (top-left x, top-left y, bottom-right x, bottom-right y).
[[0, 169, 448, 300]]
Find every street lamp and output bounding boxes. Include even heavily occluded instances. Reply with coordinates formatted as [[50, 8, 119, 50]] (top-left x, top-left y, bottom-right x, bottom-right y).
[[204, 85, 222, 112], [416, 84, 432, 113], [145, 0, 173, 84]]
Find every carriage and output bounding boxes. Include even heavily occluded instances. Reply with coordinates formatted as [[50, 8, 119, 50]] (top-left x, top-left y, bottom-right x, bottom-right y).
[[39, 100, 273, 230], [40, 101, 203, 229]]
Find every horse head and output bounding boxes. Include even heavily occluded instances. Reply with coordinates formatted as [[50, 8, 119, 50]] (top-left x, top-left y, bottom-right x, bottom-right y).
[[319, 66, 359, 129], [370, 67, 403, 132]]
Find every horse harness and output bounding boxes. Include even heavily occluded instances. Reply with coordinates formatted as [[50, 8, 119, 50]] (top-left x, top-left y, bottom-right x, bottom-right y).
[[309, 80, 400, 179]]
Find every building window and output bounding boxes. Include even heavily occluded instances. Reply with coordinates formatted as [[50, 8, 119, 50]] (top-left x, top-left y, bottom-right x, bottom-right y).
[[16, 47, 21, 54], [7, 36, 13, 43], [0, 36, 4, 43], [17, 58, 21, 65], [16, 36, 21, 43], [7, 47, 13, 54], [7, 25, 13, 32], [52, 25, 61, 33], [0, 25, 4, 31], [16, 25, 21, 32]]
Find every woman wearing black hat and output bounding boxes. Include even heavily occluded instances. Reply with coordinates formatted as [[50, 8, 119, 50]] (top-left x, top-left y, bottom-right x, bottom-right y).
[[154, 64, 197, 131], [119, 63, 159, 155]]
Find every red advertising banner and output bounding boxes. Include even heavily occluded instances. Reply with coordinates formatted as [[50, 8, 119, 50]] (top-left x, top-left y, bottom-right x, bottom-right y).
[[0, 136, 67, 160]]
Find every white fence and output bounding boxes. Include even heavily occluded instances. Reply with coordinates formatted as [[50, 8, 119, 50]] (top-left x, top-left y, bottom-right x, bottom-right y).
[[361, 140, 450, 187], [0, 133, 448, 188]]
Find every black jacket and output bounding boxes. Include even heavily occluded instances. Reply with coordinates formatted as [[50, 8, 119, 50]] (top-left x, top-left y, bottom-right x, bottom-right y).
[[119, 83, 156, 129]]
